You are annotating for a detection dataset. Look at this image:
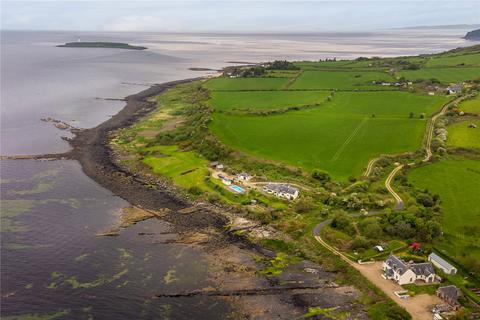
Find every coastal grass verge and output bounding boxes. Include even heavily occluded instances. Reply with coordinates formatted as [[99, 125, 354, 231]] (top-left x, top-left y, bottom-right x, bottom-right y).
[[204, 77, 289, 91]]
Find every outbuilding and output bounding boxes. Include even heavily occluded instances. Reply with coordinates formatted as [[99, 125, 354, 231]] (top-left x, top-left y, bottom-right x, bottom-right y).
[[428, 253, 457, 275], [437, 285, 460, 309]]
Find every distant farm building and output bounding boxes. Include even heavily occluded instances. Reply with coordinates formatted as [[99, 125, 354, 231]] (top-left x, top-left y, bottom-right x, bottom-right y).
[[428, 253, 457, 275], [382, 254, 438, 285], [263, 183, 299, 200], [446, 84, 462, 95], [437, 285, 460, 309]]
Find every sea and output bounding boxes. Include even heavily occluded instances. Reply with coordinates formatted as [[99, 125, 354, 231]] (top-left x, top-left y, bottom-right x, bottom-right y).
[[0, 28, 474, 319]]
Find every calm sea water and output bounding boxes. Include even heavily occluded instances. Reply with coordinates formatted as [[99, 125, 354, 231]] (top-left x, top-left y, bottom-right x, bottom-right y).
[[0, 29, 473, 319]]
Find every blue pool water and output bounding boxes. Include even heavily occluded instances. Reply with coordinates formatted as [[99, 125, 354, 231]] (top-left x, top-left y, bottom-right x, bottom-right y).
[[229, 185, 245, 193]]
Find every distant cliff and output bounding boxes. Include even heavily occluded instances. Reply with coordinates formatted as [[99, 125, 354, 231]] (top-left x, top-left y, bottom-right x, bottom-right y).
[[57, 42, 147, 50], [464, 29, 480, 40]]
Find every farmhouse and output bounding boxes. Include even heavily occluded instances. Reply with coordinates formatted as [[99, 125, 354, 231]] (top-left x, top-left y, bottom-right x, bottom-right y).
[[236, 172, 251, 181], [446, 84, 462, 95], [437, 285, 460, 309], [428, 253, 457, 275], [382, 254, 437, 285], [263, 183, 299, 200]]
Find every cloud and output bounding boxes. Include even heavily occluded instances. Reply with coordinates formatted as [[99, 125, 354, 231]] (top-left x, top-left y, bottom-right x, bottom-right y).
[[103, 15, 182, 32]]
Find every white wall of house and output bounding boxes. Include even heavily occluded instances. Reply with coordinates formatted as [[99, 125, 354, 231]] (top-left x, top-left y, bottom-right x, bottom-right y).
[[397, 269, 417, 285]]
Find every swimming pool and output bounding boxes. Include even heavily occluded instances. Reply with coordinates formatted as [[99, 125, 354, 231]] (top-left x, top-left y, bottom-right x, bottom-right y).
[[229, 185, 245, 193]]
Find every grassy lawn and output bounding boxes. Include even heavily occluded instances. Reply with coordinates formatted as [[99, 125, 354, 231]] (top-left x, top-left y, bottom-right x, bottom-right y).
[[398, 66, 480, 83], [447, 119, 480, 149], [209, 92, 446, 179], [354, 240, 407, 261], [204, 77, 289, 91], [208, 90, 331, 111], [142, 145, 211, 190], [290, 70, 396, 90], [459, 95, 480, 114], [402, 283, 439, 296], [425, 52, 480, 68], [407, 157, 480, 269]]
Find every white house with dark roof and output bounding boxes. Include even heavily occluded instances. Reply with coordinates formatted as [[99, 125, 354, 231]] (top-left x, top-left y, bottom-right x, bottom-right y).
[[236, 172, 251, 181], [428, 253, 457, 275], [446, 84, 462, 95], [382, 254, 437, 285], [263, 183, 299, 200]]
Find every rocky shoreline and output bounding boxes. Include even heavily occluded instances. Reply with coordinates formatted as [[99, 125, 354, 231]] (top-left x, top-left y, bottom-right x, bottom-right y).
[[62, 77, 366, 318]]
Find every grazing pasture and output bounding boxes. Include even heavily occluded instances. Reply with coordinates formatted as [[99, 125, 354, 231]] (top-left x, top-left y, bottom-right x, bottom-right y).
[[204, 77, 289, 91], [398, 66, 480, 83], [265, 70, 299, 77], [425, 52, 480, 67], [459, 95, 480, 113], [294, 60, 355, 69], [447, 119, 480, 149], [408, 158, 480, 266], [210, 91, 445, 179], [289, 70, 396, 90], [208, 91, 331, 111]]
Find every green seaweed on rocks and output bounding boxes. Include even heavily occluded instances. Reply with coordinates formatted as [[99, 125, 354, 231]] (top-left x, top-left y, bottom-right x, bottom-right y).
[[1, 309, 70, 320], [259, 252, 300, 276]]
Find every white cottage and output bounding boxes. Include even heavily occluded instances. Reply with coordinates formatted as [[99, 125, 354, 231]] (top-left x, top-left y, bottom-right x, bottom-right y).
[[236, 172, 251, 181], [382, 254, 437, 285], [263, 183, 299, 200]]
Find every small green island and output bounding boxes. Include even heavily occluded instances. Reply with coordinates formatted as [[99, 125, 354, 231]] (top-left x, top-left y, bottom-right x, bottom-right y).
[[57, 41, 147, 50]]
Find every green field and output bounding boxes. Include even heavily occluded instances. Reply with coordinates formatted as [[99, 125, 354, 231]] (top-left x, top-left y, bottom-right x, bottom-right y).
[[208, 91, 331, 111], [398, 66, 480, 83], [210, 92, 446, 179], [290, 70, 396, 90], [408, 158, 480, 266], [425, 52, 480, 68], [142, 145, 210, 190], [204, 77, 289, 91], [447, 120, 480, 149], [294, 60, 356, 69], [459, 95, 480, 113], [265, 70, 299, 77]]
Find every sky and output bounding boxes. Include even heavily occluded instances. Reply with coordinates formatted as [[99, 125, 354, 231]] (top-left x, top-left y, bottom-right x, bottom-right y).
[[1, 1, 479, 33]]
